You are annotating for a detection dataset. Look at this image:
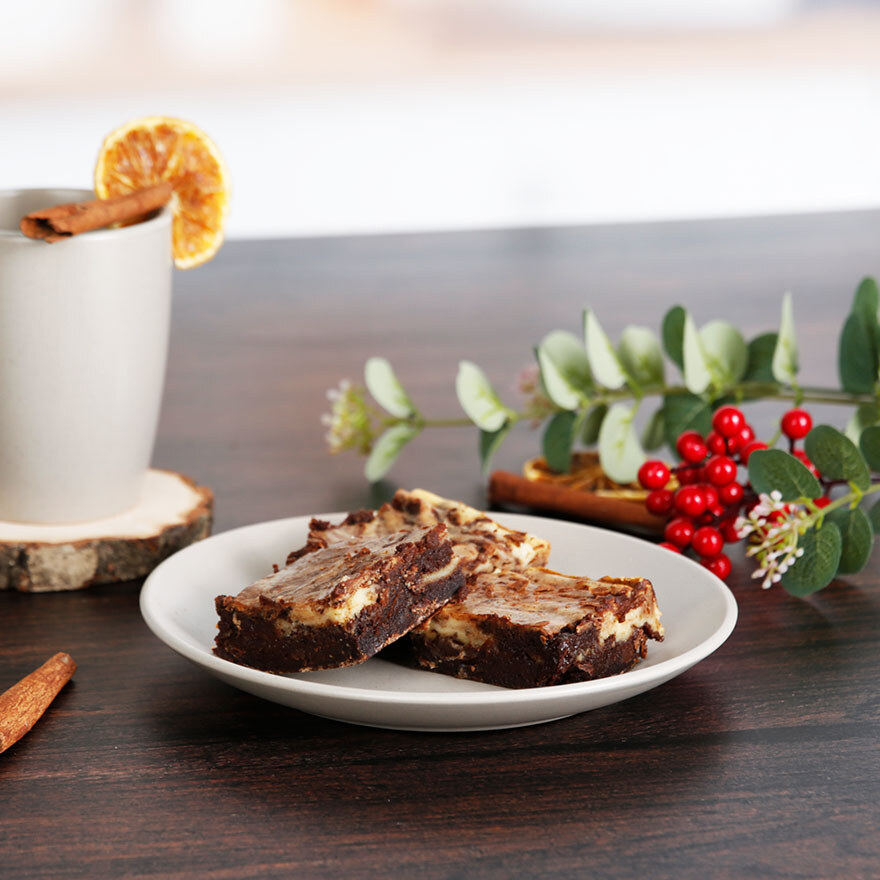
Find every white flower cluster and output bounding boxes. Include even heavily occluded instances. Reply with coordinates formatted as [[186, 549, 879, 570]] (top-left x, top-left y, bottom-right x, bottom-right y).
[[735, 491, 806, 590], [321, 380, 375, 455]]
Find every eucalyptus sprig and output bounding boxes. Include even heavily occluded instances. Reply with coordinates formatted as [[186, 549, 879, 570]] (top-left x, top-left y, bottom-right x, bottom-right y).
[[324, 278, 880, 484]]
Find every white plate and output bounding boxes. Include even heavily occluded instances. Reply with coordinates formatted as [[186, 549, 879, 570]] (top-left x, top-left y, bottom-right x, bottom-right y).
[[140, 512, 737, 732]]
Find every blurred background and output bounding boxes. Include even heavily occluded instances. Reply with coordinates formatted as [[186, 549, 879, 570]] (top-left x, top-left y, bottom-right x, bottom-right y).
[[1, 0, 878, 239]]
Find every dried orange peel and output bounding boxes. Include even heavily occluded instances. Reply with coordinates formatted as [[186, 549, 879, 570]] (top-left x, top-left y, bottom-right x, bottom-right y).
[[95, 116, 230, 269]]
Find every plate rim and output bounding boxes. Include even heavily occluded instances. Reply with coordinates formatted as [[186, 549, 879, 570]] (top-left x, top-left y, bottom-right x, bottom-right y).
[[140, 511, 738, 707]]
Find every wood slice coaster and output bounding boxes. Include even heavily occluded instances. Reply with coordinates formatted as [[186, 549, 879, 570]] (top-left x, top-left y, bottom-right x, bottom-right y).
[[0, 470, 213, 593]]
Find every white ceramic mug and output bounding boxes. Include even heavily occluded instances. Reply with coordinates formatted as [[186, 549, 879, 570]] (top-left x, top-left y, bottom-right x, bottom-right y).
[[0, 188, 172, 523]]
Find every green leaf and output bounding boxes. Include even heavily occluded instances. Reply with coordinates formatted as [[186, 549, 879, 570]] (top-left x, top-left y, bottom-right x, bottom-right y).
[[682, 312, 712, 394], [455, 361, 508, 432], [584, 310, 627, 389], [859, 425, 880, 471], [662, 392, 713, 450], [868, 499, 880, 533], [838, 312, 878, 394], [641, 407, 666, 451], [853, 277, 879, 323], [845, 403, 880, 446], [536, 330, 592, 410], [617, 326, 664, 387], [781, 522, 841, 596], [581, 404, 608, 445], [597, 404, 646, 484], [364, 424, 418, 482], [479, 423, 511, 477], [827, 508, 873, 575], [747, 449, 822, 501], [661, 305, 686, 371], [744, 332, 778, 382], [700, 320, 748, 386], [543, 411, 577, 473], [804, 425, 870, 490], [364, 357, 415, 418], [771, 292, 798, 384]]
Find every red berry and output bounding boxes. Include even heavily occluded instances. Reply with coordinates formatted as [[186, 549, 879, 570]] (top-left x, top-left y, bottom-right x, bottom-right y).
[[814, 496, 831, 509], [674, 486, 708, 518], [638, 460, 671, 490], [721, 520, 742, 542], [701, 484, 720, 508], [665, 517, 695, 548], [692, 526, 723, 557], [739, 440, 768, 463], [718, 481, 744, 506], [707, 503, 725, 518], [706, 431, 727, 455], [677, 466, 700, 485], [704, 455, 737, 486], [781, 408, 813, 440], [658, 541, 681, 553], [645, 488, 674, 516], [712, 406, 746, 438], [676, 431, 708, 464], [726, 425, 754, 454], [702, 553, 732, 579]]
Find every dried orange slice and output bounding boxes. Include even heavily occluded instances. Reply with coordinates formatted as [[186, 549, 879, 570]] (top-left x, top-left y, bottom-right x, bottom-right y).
[[95, 116, 229, 269]]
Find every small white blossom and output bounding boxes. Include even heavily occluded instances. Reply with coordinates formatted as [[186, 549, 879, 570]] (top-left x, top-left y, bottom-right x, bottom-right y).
[[322, 380, 377, 455], [743, 492, 808, 590]]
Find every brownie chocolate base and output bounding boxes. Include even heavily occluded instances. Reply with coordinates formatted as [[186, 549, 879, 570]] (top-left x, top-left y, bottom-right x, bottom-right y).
[[407, 623, 650, 689]]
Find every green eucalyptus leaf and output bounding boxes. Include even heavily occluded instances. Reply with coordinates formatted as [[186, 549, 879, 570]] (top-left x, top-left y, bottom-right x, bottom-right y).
[[700, 320, 748, 386], [662, 392, 713, 450], [781, 522, 841, 596], [364, 423, 418, 482], [584, 310, 627, 389], [543, 411, 577, 473], [479, 423, 511, 477], [364, 357, 415, 418], [661, 305, 686, 370], [617, 326, 664, 387], [641, 407, 666, 451], [536, 330, 592, 410], [455, 361, 508, 432], [747, 449, 822, 501], [845, 403, 880, 446], [838, 312, 878, 394], [859, 424, 880, 471], [581, 404, 608, 445], [744, 332, 779, 383], [853, 276, 879, 323], [827, 508, 874, 575], [868, 499, 880, 533], [771, 292, 799, 384], [804, 425, 870, 490], [598, 404, 646, 484], [682, 312, 712, 394]]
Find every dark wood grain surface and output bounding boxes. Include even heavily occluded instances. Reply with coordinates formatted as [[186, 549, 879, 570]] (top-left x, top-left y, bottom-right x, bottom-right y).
[[2, 212, 880, 879]]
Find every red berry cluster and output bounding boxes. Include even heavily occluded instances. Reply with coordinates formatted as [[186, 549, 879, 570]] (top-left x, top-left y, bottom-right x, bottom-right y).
[[637, 406, 815, 580]]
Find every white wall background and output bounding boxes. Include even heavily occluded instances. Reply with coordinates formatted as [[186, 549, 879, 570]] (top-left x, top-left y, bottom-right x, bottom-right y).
[[1, 0, 878, 239]]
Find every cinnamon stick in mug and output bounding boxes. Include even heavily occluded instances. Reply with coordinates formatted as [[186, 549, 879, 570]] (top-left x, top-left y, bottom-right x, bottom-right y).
[[0, 652, 76, 754], [20, 183, 173, 242]]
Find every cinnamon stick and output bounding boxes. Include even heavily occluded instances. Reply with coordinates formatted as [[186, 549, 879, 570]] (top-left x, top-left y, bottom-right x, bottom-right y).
[[488, 470, 666, 533], [0, 652, 76, 754], [20, 183, 173, 242]]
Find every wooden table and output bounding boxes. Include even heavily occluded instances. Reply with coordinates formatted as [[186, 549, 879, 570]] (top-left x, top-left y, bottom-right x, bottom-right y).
[[3, 213, 880, 879]]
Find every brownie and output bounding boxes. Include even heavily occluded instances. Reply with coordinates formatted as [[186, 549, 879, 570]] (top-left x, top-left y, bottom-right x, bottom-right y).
[[287, 488, 551, 580], [406, 567, 664, 689], [214, 523, 464, 673]]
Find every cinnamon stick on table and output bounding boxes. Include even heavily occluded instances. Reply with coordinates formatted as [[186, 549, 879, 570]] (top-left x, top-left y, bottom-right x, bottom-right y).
[[20, 183, 173, 242], [0, 652, 76, 754], [488, 470, 666, 533]]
